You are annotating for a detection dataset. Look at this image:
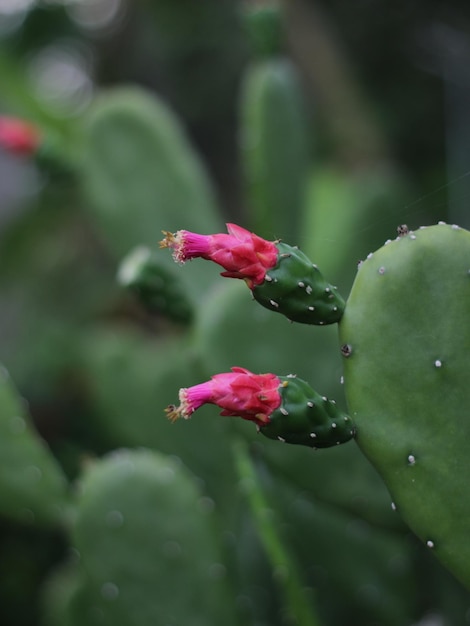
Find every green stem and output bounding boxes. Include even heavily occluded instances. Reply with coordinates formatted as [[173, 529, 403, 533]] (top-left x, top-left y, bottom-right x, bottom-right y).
[[232, 438, 323, 626]]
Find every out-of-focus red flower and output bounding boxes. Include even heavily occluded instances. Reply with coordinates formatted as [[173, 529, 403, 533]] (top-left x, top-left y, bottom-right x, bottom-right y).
[[0, 116, 41, 156], [166, 366, 282, 426], [160, 223, 278, 289]]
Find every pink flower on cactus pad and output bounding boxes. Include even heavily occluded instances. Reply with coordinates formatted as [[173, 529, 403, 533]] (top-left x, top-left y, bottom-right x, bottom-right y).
[[166, 366, 282, 426], [160, 223, 278, 288], [0, 117, 41, 156]]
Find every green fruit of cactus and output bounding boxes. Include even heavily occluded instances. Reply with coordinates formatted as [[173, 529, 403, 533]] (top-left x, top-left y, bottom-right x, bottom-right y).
[[261, 375, 354, 447], [338, 222, 470, 590]]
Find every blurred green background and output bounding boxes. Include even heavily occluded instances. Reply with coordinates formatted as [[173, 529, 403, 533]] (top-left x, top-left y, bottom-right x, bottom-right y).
[[1, 1, 470, 625]]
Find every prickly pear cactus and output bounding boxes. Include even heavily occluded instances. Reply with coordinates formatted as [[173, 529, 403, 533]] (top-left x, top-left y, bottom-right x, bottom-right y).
[[69, 449, 237, 626], [118, 246, 194, 324], [0, 366, 69, 527], [339, 223, 470, 589]]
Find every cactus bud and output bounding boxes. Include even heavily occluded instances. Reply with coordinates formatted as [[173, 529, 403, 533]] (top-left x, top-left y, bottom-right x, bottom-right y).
[[0, 116, 41, 156], [166, 367, 355, 448], [166, 366, 281, 426], [160, 223, 278, 289], [160, 223, 345, 325]]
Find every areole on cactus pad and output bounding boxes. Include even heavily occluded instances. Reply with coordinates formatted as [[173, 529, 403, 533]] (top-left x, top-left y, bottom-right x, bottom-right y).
[[162, 220, 470, 590]]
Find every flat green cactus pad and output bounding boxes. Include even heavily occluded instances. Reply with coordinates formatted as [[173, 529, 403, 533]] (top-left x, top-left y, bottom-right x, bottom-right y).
[[339, 223, 470, 589]]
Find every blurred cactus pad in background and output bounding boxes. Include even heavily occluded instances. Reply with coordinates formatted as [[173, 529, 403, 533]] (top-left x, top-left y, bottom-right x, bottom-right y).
[[1, 1, 470, 625]]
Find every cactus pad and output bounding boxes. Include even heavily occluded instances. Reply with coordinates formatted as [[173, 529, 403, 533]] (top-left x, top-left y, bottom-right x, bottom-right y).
[[339, 223, 470, 589]]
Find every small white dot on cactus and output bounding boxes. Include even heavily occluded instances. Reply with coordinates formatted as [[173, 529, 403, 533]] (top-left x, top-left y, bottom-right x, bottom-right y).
[[378, 266, 386, 274], [409, 233, 417, 240], [391, 502, 397, 511], [331, 399, 336, 405], [325, 287, 331, 293], [343, 416, 349, 421], [367, 253, 373, 260], [452, 224, 460, 230], [438, 221, 446, 225], [286, 373, 297, 378], [101, 582, 119, 601], [434, 360, 442, 368], [357, 260, 363, 269], [312, 263, 318, 269], [333, 306, 338, 311], [307, 401, 314, 408], [331, 422, 337, 428], [384, 239, 392, 245], [340, 376, 344, 384], [426, 540, 435, 549], [322, 396, 328, 401], [407, 454, 416, 465], [308, 306, 315, 311], [306, 285, 312, 295], [298, 281, 305, 288], [265, 274, 273, 282], [309, 432, 317, 438], [280, 253, 291, 258], [278, 436, 286, 442], [269, 299, 279, 308], [319, 321, 325, 325], [280, 407, 289, 416]]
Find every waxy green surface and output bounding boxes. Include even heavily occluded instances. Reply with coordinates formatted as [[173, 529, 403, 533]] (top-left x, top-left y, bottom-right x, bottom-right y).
[[339, 223, 470, 589]]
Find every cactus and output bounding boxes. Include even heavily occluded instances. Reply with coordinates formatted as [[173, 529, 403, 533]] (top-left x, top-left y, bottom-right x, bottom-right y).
[[338, 222, 470, 589], [163, 221, 470, 591], [239, 58, 310, 243], [66, 448, 237, 626], [0, 365, 69, 527], [118, 246, 194, 325], [161, 224, 344, 324], [78, 87, 222, 299]]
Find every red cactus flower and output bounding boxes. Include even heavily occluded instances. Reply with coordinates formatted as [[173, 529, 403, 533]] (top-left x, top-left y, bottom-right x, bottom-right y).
[[166, 366, 283, 426], [160, 223, 278, 289], [0, 116, 41, 156]]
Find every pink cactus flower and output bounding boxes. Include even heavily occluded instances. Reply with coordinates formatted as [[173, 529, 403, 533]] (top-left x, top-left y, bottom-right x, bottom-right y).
[[160, 223, 278, 289], [166, 366, 283, 426], [0, 116, 41, 156]]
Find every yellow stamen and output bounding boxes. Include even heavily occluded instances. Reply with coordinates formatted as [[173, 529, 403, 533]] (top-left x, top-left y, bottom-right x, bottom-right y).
[[165, 404, 182, 422], [159, 231, 177, 249]]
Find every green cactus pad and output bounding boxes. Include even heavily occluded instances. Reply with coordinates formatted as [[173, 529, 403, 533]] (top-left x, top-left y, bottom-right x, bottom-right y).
[[239, 59, 309, 242], [118, 246, 194, 324], [253, 242, 345, 324], [261, 375, 355, 448], [0, 366, 69, 527], [79, 87, 222, 300], [70, 449, 237, 626], [339, 223, 470, 589]]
